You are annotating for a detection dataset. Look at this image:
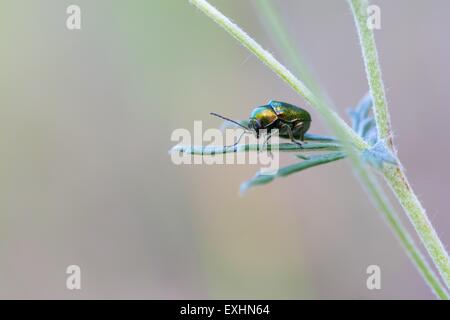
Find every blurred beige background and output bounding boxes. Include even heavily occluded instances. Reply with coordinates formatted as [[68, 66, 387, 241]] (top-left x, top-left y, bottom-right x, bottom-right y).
[[0, 0, 449, 299]]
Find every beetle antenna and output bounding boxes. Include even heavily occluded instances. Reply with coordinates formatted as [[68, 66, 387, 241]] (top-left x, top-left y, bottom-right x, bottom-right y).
[[222, 130, 247, 151], [210, 113, 251, 131]]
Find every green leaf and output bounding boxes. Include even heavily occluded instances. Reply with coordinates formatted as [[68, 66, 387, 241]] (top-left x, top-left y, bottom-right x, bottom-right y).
[[348, 92, 378, 145], [362, 140, 398, 168], [170, 141, 342, 155], [240, 151, 346, 193]]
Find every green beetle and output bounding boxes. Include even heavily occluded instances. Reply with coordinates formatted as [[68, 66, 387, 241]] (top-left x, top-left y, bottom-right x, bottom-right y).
[[211, 100, 311, 148]]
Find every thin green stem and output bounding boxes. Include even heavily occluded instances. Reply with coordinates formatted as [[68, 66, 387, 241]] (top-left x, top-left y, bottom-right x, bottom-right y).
[[172, 141, 341, 155], [354, 159, 449, 299], [384, 165, 450, 290], [349, 0, 392, 147], [188, 0, 449, 298], [349, 0, 450, 291], [241, 151, 346, 193], [253, 0, 449, 298], [253, 0, 326, 101], [189, 0, 368, 152]]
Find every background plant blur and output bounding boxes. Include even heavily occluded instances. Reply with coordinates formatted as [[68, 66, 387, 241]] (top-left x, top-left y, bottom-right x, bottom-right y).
[[1, 0, 449, 299]]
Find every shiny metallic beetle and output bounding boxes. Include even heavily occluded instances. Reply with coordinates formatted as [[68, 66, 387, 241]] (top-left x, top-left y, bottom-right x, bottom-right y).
[[211, 100, 311, 148]]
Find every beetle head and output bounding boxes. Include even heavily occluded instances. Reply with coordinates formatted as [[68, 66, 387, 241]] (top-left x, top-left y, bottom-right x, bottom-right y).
[[248, 118, 262, 138]]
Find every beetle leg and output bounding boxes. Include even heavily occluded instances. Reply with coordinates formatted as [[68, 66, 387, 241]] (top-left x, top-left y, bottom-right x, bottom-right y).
[[224, 131, 246, 152], [260, 133, 274, 158], [282, 123, 303, 148], [294, 122, 307, 143]]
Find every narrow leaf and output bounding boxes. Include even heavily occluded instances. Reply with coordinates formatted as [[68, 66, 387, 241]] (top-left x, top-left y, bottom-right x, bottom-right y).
[[240, 151, 346, 193], [171, 142, 342, 155], [362, 140, 398, 168]]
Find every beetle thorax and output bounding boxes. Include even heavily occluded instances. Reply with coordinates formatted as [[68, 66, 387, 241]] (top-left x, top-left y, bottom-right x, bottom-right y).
[[250, 106, 277, 128]]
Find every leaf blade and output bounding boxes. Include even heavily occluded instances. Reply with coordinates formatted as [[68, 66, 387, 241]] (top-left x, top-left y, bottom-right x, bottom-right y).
[[240, 151, 346, 193]]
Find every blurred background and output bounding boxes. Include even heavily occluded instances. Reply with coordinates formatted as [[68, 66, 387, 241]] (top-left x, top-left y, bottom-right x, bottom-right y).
[[0, 0, 449, 299]]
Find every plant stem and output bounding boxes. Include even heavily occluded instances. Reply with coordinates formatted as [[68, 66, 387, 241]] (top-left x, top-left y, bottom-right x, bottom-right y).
[[253, 0, 325, 101], [348, 0, 392, 147], [189, 0, 368, 152], [188, 0, 450, 298], [349, 0, 450, 290], [241, 151, 346, 193], [354, 160, 449, 299], [384, 165, 450, 289], [252, 0, 449, 298]]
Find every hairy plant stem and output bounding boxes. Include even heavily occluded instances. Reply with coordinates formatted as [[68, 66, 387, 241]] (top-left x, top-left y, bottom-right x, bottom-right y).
[[188, 0, 450, 298], [252, 0, 326, 101], [252, 0, 449, 299], [189, 0, 368, 152], [352, 158, 449, 299], [349, 0, 450, 291], [348, 0, 392, 147], [384, 165, 450, 290]]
